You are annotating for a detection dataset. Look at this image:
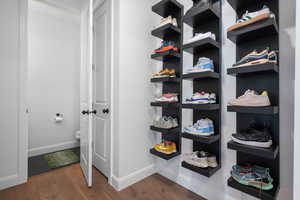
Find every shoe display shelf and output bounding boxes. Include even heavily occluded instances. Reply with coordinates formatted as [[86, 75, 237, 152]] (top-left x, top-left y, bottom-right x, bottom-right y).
[[226, 0, 280, 199], [150, 0, 183, 160], [181, 0, 222, 177]]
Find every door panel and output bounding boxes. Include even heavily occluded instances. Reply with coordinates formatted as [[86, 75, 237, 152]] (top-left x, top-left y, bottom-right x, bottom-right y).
[[92, 0, 111, 178], [80, 0, 93, 187]]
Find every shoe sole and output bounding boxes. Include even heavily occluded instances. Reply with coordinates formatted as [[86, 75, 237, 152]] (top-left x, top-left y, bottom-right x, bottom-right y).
[[227, 13, 270, 32], [184, 160, 208, 168], [155, 46, 178, 53], [232, 176, 273, 191], [184, 69, 214, 74], [185, 130, 214, 136], [233, 58, 269, 68], [154, 148, 177, 155], [231, 135, 272, 148], [229, 102, 271, 107]]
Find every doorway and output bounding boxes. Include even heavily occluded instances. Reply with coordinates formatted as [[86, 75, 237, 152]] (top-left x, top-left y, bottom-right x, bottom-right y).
[[26, 0, 112, 187]]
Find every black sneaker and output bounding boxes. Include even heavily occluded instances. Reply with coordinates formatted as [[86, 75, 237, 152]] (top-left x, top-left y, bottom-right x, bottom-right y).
[[231, 121, 272, 148]]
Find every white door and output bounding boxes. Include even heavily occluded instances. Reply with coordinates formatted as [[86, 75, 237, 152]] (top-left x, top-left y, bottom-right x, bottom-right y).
[[80, 0, 94, 187], [92, 0, 111, 177]]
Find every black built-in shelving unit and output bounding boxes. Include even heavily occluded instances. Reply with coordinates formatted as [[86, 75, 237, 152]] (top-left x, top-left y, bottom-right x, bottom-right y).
[[226, 0, 280, 199], [150, 0, 183, 160], [181, 0, 222, 177]]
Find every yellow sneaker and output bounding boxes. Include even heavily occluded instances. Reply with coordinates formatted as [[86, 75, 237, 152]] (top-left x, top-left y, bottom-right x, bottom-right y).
[[154, 141, 177, 155]]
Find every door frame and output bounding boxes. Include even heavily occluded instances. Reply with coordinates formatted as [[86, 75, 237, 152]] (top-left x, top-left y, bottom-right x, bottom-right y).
[[93, 0, 114, 185], [16, 0, 116, 188]]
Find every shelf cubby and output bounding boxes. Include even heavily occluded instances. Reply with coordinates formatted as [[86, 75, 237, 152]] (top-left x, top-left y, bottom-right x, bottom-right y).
[[151, 50, 181, 61], [182, 38, 220, 54], [227, 140, 279, 160], [227, 18, 278, 43], [182, 71, 220, 79], [151, 24, 181, 40], [227, 106, 279, 115], [227, 63, 279, 76], [226, 0, 280, 199], [150, 77, 180, 83], [150, 148, 180, 160], [228, 177, 279, 200], [182, 132, 220, 144], [150, 0, 183, 160], [150, 126, 180, 134], [183, 3, 220, 28], [182, 103, 220, 110], [182, 161, 221, 177]]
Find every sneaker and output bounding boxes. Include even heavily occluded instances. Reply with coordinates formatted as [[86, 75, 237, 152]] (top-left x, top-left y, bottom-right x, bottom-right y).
[[156, 16, 178, 28], [183, 151, 209, 168], [154, 141, 177, 155], [228, 6, 275, 31], [185, 32, 216, 45], [233, 48, 278, 68], [154, 41, 178, 53], [184, 118, 214, 136], [231, 164, 273, 190], [207, 154, 218, 168], [185, 92, 216, 104], [184, 57, 214, 74], [153, 116, 178, 129], [155, 93, 178, 102], [152, 68, 176, 78], [231, 121, 272, 148], [228, 90, 271, 107]]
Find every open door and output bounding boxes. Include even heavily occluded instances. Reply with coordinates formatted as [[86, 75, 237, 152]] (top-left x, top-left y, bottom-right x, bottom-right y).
[[80, 0, 94, 187]]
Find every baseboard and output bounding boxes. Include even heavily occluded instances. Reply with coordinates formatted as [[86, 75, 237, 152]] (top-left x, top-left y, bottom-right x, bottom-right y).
[[29, 140, 79, 157], [0, 174, 26, 190], [111, 164, 156, 191]]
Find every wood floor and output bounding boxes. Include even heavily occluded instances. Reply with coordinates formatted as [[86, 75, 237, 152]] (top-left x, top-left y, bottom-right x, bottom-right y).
[[0, 164, 206, 200]]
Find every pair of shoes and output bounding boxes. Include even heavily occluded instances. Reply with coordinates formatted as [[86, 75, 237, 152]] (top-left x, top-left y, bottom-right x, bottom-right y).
[[153, 116, 178, 129], [184, 57, 214, 74], [184, 118, 214, 136], [228, 90, 271, 107], [185, 92, 216, 104], [233, 48, 278, 68], [154, 41, 178, 53], [231, 164, 274, 190], [152, 69, 176, 78], [232, 121, 272, 148], [183, 151, 218, 168], [154, 141, 177, 155], [155, 16, 178, 28], [185, 32, 216, 45], [228, 5, 275, 31], [155, 93, 178, 102]]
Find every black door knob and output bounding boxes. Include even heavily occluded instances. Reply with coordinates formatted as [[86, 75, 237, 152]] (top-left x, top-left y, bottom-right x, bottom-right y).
[[90, 110, 97, 114], [102, 108, 109, 114], [81, 110, 89, 115]]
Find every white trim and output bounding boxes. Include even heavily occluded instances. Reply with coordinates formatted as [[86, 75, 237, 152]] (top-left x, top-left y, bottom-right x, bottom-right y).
[[28, 140, 79, 157], [0, 174, 20, 190], [111, 165, 156, 191]]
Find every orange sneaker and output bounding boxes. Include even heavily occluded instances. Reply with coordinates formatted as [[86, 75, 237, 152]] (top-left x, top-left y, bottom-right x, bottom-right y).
[[154, 41, 178, 53]]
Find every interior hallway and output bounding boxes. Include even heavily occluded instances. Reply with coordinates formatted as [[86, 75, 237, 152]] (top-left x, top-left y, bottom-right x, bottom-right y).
[[0, 164, 206, 200]]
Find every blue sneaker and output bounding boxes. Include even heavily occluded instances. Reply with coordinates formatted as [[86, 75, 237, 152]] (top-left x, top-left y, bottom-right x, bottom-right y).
[[184, 118, 214, 136], [185, 57, 214, 74], [231, 164, 273, 190]]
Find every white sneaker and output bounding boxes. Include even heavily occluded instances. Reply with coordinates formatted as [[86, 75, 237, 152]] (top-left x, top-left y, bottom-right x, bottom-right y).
[[207, 155, 218, 168], [228, 90, 271, 107], [183, 151, 209, 168], [185, 32, 216, 44], [156, 16, 178, 28], [155, 93, 178, 102]]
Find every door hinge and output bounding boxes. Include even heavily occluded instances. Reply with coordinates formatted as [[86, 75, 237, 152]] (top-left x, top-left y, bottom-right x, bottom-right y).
[[26, 108, 29, 114], [92, 64, 95, 71]]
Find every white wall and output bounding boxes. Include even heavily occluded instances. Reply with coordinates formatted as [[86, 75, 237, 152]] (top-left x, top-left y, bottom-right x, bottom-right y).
[[0, 0, 28, 190], [294, 0, 300, 199], [28, 0, 81, 156]]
